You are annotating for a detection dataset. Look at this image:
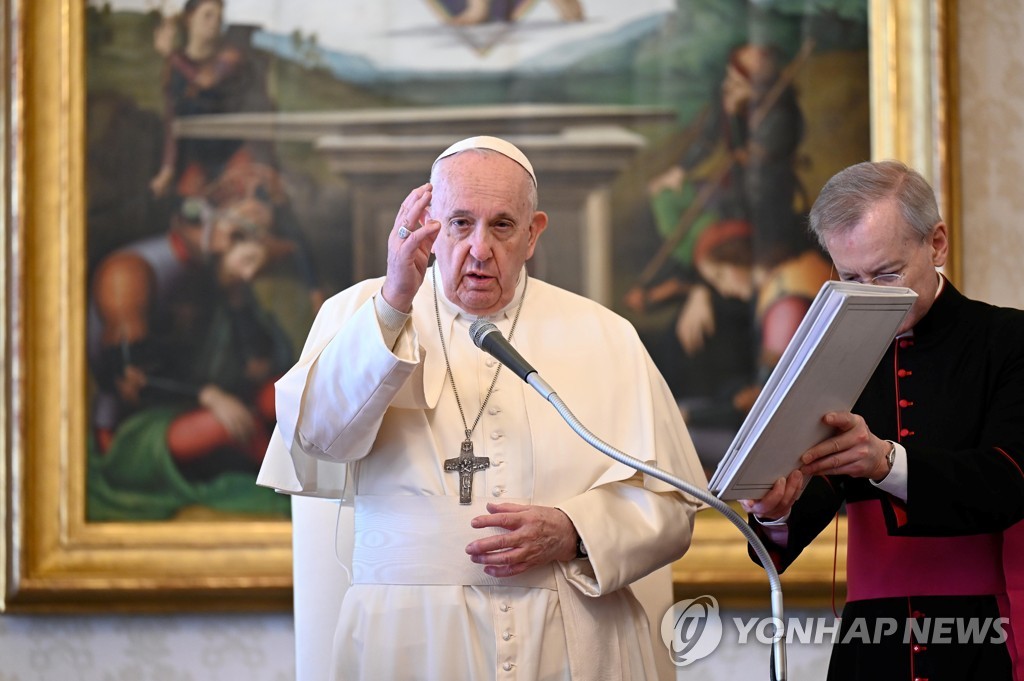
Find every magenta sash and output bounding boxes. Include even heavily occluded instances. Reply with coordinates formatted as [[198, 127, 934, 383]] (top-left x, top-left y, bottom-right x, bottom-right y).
[[846, 499, 1004, 601], [998, 521, 1024, 681], [847, 499, 1023, 679]]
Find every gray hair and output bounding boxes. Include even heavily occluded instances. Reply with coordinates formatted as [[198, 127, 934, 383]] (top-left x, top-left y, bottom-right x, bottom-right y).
[[808, 160, 941, 248], [430, 148, 539, 212]]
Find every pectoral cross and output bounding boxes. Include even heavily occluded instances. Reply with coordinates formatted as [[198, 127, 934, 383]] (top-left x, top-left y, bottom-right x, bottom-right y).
[[443, 435, 490, 505]]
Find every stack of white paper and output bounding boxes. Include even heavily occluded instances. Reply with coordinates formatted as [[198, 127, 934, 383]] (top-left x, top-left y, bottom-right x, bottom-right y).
[[708, 280, 918, 500]]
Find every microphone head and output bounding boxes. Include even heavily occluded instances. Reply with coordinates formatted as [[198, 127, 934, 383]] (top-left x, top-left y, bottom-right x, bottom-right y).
[[469, 319, 499, 348]]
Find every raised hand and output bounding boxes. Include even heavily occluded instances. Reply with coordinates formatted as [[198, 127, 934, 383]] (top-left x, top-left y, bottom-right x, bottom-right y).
[[380, 183, 441, 312]]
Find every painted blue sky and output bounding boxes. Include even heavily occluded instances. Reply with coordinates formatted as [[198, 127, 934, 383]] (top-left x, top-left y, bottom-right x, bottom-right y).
[[104, 0, 675, 73]]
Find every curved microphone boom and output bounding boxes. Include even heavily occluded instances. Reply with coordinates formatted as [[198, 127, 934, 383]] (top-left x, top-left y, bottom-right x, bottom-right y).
[[468, 319, 788, 681]]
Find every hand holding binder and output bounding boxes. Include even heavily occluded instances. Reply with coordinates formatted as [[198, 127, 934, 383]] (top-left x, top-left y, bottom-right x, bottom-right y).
[[708, 280, 917, 500]]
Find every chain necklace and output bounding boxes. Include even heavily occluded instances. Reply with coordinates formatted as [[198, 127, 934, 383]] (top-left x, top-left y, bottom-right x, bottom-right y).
[[433, 266, 528, 503]]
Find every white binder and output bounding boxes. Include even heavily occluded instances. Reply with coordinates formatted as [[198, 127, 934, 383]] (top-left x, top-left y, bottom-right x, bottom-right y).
[[709, 280, 917, 500]]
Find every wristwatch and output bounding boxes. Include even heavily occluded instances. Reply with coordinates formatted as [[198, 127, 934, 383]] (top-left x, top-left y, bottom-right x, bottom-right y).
[[575, 534, 589, 560], [884, 440, 897, 471]]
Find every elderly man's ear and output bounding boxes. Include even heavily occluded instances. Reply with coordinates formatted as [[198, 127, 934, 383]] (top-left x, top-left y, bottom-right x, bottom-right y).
[[930, 221, 949, 267]]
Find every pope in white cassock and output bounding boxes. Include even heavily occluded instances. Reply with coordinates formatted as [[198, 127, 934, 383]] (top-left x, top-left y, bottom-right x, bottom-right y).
[[257, 136, 708, 680]]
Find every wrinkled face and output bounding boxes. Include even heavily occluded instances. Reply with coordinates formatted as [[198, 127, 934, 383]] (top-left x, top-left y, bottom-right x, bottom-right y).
[[429, 152, 547, 316], [188, 0, 223, 43], [826, 199, 948, 334]]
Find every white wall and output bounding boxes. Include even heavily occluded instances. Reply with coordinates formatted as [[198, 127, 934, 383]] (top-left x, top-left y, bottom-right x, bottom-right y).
[[0, 613, 295, 680], [958, 2, 1024, 310]]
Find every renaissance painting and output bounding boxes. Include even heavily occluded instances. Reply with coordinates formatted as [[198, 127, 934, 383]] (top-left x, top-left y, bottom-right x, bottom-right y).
[[83, 0, 869, 523]]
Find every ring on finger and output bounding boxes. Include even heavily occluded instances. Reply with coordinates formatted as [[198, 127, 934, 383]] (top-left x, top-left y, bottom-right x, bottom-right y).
[[397, 224, 411, 239]]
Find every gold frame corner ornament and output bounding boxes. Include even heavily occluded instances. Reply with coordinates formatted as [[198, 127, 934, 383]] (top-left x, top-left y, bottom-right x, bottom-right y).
[[3, 0, 959, 612]]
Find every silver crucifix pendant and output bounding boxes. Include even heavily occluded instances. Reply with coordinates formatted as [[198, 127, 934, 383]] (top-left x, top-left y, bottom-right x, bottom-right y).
[[443, 438, 490, 504]]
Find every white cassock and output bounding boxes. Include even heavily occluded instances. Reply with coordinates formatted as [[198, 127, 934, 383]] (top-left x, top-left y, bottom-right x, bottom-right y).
[[259, 265, 707, 681]]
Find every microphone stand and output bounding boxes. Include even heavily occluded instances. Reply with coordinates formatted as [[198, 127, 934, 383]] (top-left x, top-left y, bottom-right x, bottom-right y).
[[524, 372, 787, 680]]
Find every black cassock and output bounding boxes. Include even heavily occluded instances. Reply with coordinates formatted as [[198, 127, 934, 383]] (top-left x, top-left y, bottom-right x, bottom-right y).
[[752, 279, 1024, 681]]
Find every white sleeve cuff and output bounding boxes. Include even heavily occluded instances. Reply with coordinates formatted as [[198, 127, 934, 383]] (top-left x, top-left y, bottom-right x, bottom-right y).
[[373, 292, 411, 350], [754, 512, 790, 526], [753, 513, 790, 549], [870, 441, 908, 502]]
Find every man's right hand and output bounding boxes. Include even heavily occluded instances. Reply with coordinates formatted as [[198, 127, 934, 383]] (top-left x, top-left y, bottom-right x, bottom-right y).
[[380, 183, 441, 312]]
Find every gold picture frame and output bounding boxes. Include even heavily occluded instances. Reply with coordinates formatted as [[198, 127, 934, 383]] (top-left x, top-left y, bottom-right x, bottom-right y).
[[1, 0, 958, 612]]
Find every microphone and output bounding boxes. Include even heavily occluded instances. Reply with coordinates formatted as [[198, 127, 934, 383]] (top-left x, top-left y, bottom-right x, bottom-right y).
[[469, 320, 537, 382], [466, 316, 788, 680]]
